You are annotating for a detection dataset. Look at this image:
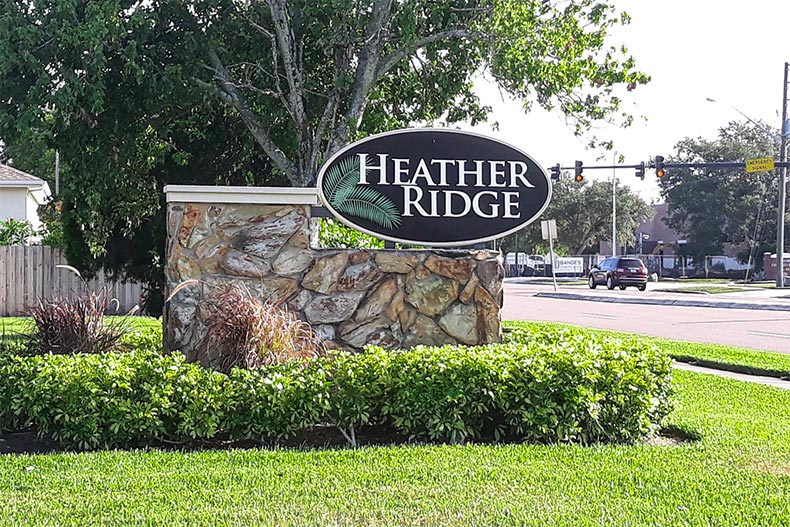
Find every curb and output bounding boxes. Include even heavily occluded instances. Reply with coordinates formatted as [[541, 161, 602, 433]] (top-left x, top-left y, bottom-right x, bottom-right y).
[[534, 292, 790, 312]]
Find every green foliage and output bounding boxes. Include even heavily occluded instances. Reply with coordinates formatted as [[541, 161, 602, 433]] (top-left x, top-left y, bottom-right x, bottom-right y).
[[499, 178, 653, 255], [0, 0, 647, 296], [0, 325, 672, 450], [223, 363, 330, 441], [0, 218, 35, 246], [0, 351, 227, 450], [659, 121, 782, 264], [318, 218, 385, 249]]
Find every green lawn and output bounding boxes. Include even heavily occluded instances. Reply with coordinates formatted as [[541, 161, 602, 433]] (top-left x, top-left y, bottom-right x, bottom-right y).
[[0, 369, 788, 526], [505, 320, 790, 378], [654, 285, 753, 294]]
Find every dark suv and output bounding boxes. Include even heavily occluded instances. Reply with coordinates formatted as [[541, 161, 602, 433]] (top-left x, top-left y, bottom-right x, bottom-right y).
[[588, 256, 648, 291]]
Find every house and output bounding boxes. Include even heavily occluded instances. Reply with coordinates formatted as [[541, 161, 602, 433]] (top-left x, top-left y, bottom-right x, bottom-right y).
[[0, 163, 51, 238]]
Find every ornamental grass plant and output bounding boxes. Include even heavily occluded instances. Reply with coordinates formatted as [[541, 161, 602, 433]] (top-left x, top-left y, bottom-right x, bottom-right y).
[[24, 289, 130, 355], [203, 284, 326, 373]]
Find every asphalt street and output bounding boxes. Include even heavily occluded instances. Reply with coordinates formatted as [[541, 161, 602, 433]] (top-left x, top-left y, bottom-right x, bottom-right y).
[[503, 278, 790, 354]]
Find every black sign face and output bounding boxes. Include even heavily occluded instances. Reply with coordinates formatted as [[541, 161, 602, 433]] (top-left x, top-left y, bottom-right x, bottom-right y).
[[316, 129, 552, 246]]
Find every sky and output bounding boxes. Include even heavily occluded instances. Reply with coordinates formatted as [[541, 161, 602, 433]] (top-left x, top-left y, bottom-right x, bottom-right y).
[[462, 0, 790, 203]]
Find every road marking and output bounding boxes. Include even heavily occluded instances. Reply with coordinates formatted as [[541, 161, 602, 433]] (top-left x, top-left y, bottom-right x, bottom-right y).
[[583, 313, 616, 320], [747, 331, 790, 339]]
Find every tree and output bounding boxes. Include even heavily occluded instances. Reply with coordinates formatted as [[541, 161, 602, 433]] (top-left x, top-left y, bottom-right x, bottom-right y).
[[500, 178, 652, 255], [0, 0, 649, 309], [658, 121, 781, 267]]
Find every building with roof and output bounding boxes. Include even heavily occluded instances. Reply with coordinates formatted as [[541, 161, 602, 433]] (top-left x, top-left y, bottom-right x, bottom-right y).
[[0, 163, 52, 240]]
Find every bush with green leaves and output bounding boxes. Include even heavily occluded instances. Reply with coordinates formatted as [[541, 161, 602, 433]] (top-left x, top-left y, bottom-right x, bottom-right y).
[[0, 218, 35, 245], [223, 362, 330, 441], [0, 326, 672, 450], [0, 351, 227, 450]]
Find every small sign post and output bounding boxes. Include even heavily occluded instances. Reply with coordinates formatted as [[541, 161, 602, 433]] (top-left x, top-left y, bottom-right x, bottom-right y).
[[541, 219, 558, 292]]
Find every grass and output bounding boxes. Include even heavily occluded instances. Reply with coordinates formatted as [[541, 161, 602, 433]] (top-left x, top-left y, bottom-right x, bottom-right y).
[[653, 285, 753, 294], [1, 369, 789, 525], [504, 320, 790, 378], [0, 316, 159, 333]]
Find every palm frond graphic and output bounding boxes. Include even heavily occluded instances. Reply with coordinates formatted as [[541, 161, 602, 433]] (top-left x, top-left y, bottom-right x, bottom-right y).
[[324, 154, 401, 231]]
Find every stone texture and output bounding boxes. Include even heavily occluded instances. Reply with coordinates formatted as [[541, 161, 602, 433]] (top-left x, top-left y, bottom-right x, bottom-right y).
[[234, 209, 307, 258], [302, 253, 349, 294], [375, 252, 420, 273], [398, 306, 418, 333], [176, 204, 206, 248], [340, 317, 402, 349], [252, 277, 300, 305], [425, 255, 473, 282], [169, 243, 201, 282], [438, 302, 478, 345], [476, 257, 505, 302], [165, 200, 503, 363], [314, 324, 336, 342], [402, 315, 455, 348], [475, 285, 501, 343], [355, 278, 399, 322], [336, 261, 383, 292], [287, 289, 313, 311], [349, 251, 373, 264], [405, 273, 459, 317], [304, 292, 365, 324], [385, 290, 405, 321], [221, 249, 272, 278], [272, 247, 314, 275], [459, 273, 479, 304]]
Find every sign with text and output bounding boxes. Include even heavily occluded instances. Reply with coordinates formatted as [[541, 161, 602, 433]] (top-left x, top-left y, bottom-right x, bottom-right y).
[[317, 129, 552, 246], [746, 157, 775, 173], [550, 256, 584, 274]]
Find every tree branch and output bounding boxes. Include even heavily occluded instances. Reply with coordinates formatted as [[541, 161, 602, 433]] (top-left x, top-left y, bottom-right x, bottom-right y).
[[377, 29, 476, 78], [329, 0, 392, 154], [205, 49, 297, 183]]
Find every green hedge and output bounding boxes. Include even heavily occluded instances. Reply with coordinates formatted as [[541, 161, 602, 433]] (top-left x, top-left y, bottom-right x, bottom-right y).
[[0, 327, 672, 450]]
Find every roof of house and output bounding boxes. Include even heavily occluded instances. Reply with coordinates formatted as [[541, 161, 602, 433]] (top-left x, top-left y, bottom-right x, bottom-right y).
[[0, 163, 47, 188]]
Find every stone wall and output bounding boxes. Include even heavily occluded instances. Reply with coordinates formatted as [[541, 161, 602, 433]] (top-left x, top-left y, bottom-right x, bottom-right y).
[[165, 188, 503, 368]]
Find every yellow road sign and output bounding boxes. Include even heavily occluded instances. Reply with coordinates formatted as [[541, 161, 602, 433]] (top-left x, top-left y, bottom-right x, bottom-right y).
[[746, 157, 775, 173]]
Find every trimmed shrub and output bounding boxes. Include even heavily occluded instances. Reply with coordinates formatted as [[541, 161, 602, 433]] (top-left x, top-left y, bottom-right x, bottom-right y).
[[323, 349, 392, 446], [223, 361, 330, 441], [0, 351, 227, 449], [0, 325, 673, 450]]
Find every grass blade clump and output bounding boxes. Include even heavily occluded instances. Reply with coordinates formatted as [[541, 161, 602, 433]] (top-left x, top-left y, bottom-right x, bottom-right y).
[[203, 284, 326, 373], [24, 289, 129, 355]]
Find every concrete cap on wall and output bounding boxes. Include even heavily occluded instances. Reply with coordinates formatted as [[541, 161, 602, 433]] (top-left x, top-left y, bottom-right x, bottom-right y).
[[164, 185, 321, 205]]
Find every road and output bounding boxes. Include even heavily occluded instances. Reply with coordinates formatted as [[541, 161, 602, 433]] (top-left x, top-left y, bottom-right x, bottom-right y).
[[502, 282, 790, 354]]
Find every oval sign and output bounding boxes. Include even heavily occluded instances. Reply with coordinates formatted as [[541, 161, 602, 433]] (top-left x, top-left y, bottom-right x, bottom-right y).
[[317, 128, 552, 246]]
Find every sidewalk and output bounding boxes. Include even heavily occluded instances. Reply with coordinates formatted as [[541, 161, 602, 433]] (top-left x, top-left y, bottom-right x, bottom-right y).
[[505, 277, 790, 312]]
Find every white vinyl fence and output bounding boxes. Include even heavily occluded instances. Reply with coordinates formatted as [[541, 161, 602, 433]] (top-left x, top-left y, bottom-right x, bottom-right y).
[[0, 246, 144, 317]]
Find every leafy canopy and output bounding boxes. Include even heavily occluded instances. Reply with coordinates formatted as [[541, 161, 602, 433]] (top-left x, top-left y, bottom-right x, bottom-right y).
[[500, 177, 653, 255], [0, 0, 648, 308], [658, 121, 782, 265]]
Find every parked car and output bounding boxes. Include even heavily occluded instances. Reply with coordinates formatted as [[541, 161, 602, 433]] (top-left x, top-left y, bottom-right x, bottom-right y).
[[588, 256, 648, 291]]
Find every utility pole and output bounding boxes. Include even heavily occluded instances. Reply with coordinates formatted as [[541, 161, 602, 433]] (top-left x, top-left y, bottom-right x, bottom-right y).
[[612, 151, 617, 257], [777, 62, 788, 288]]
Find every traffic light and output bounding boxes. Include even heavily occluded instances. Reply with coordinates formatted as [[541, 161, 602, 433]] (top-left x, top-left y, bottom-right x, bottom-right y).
[[655, 155, 665, 177], [549, 164, 560, 180], [635, 161, 645, 180], [574, 160, 584, 182]]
